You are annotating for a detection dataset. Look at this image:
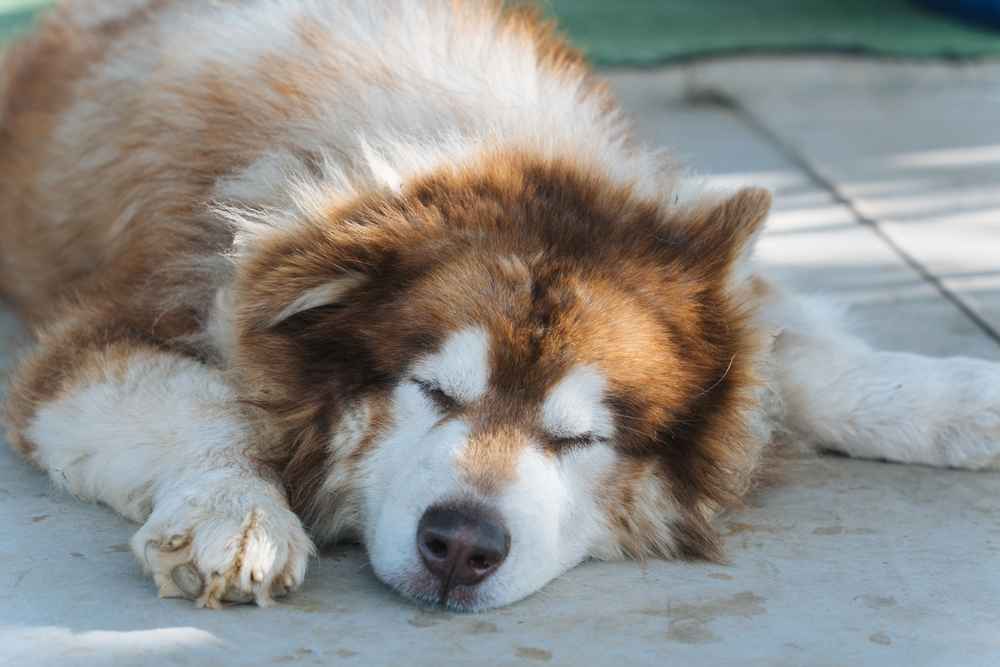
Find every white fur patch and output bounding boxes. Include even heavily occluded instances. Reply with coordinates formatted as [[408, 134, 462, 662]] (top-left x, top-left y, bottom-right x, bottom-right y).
[[483, 442, 620, 606], [26, 351, 245, 522], [411, 327, 492, 405], [542, 365, 614, 440], [361, 380, 471, 590], [360, 138, 404, 193], [24, 348, 313, 606]]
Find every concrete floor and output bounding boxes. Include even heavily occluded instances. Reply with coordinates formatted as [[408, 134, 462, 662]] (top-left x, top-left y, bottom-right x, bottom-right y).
[[2, 59, 1000, 666]]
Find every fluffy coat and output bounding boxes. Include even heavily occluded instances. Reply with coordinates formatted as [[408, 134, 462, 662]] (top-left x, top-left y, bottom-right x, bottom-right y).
[[3, 0, 999, 610]]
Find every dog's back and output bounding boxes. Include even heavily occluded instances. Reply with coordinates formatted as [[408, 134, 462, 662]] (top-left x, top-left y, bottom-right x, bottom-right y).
[[0, 0, 181, 317], [0, 0, 658, 326]]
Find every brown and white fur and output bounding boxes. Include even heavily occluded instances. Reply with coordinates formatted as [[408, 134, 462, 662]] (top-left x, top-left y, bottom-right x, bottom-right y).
[[3, 0, 999, 611]]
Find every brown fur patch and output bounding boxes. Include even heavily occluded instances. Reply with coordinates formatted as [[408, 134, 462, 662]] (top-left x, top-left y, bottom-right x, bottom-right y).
[[0, 1, 185, 321], [458, 424, 527, 495]]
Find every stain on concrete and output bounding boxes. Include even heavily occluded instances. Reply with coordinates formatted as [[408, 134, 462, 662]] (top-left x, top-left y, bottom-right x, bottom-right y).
[[869, 631, 892, 646], [666, 622, 718, 644], [858, 595, 897, 609], [725, 522, 783, 536], [725, 522, 757, 535], [69, 552, 85, 559], [31, 514, 48, 523], [466, 621, 499, 634], [272, 648, 316, 663], [753, 560, 781, 578], [813, 526, 878, 536], [408, 611, 451, 628], [515, 646, 552, 661], [287, 597, 324, 613], [335, 649, 358, 658], [708, 572, 734, 581], [13, 569, 31, 588], [671, 591, 767, 620], [106, 543, 130, 553], [642, 591, 767, 645]]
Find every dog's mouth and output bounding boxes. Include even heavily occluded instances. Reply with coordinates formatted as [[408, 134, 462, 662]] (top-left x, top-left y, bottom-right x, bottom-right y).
[[394, 569, 489, 612]]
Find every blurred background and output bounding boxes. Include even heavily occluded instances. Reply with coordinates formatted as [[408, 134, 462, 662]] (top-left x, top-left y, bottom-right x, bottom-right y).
[[547, 0, 1000, 65], [3, 1, 1000, 63]]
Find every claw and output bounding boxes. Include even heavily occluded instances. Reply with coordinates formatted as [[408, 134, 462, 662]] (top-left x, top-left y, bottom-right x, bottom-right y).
[[157, 578, 185, 599], [163, 535, 190, 551], [170, 563, 204, 599], [222, 587, 255, 604]]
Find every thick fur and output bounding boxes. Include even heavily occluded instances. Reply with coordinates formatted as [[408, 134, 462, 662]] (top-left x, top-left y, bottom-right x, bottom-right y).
[[3, 0, 999, 611]]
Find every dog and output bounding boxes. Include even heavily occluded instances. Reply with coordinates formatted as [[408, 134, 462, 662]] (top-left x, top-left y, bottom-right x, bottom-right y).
[[2, 0, 999, 612]]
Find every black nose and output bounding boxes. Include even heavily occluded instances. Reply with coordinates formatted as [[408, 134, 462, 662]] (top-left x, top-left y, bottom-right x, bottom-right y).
[[417, 504, 510, 588]]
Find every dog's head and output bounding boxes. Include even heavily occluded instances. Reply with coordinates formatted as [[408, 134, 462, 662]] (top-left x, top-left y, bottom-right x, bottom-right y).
[[230, 153, 772, 610]]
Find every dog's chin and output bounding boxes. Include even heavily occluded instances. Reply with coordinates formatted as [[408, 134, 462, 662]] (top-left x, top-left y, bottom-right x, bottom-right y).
[[378, 568, 501, 612]]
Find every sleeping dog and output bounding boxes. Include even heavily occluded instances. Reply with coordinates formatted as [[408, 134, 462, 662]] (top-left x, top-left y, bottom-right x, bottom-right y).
[[2, 0, 998, 610]]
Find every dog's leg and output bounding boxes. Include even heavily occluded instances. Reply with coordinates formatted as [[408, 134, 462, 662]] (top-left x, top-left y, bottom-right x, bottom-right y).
[[758, 279, 1000, 469], [4, 322, 313, 607]]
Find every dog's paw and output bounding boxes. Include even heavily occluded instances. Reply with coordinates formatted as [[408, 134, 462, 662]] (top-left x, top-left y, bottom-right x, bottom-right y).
[[131, 484, 314, 608], [923, 356, 1000, 470]]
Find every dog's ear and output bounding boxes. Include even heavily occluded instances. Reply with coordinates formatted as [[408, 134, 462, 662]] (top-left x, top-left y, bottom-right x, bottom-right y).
[[234, 225, 367, 331], [231, 198, 424, 331], [263, 272, 368, 327], [666, 187, 772, 278]]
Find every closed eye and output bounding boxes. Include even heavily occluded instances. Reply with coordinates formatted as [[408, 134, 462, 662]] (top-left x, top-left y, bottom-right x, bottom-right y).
[[548, 433, 610, 449], [412, 378, 460, 411]]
